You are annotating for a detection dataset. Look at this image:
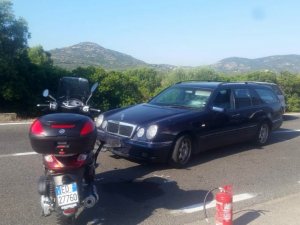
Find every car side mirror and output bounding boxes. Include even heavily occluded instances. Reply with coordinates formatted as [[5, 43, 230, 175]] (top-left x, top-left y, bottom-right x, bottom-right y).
[[212, 106, 225, 113]]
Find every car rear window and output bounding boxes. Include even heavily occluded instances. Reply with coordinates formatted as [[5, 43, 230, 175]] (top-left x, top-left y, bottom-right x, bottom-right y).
[[270, 85, 283, 95]]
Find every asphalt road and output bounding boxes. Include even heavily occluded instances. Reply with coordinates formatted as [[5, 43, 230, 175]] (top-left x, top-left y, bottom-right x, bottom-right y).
[[0, 115, 299, 225]]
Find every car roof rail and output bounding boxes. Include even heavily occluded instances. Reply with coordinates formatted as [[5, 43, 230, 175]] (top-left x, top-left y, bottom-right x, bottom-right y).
[[218, 81, 255, 87], [219, 81, 245, 86], [175, 80, 210, 84]]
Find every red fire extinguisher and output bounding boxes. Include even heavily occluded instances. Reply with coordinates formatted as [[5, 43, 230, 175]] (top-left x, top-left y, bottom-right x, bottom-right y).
[[215, 185, 233, 225]]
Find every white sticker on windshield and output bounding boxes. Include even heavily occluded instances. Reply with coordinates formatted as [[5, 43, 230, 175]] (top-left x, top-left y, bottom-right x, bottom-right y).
[[195, 90, 211, 96]]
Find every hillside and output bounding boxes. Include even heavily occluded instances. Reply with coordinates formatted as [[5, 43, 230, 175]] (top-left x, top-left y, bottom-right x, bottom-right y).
[[49, 42, 300, 73], [211, 55, 300, 73], [49, 42, 148, 70]]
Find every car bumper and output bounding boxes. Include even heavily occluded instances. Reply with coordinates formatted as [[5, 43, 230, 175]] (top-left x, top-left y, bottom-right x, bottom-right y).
[[272, 117, 283, 130], [97, 130, 173, 163]]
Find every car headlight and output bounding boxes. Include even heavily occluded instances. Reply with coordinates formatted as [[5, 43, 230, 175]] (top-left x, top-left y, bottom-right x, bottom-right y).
[[146, 125, 158, 140], [102, 120, 108, 129], [136, 127, 145, 138], [95, 114, 104, 127]]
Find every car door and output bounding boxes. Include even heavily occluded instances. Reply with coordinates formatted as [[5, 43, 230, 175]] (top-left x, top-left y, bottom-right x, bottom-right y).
[[195, 88, 235, 151], [200, 86, 259, 150], [228, 86, 259, 142]]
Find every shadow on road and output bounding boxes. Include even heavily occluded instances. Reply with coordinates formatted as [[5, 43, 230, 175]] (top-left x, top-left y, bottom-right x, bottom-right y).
[[76, 164, 211, 225], [76, 128, 299, 224], [233, 209, 269, 225], [283, 114, 299, 121]]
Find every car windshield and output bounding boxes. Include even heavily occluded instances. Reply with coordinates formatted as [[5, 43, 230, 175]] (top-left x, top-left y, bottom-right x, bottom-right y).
[[149, 86, 212, 109], [57, 77, 90, 101]]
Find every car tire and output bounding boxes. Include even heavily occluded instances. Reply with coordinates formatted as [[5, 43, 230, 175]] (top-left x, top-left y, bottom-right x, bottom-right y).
[[255, 122, 270, 145], [169, 135, 192, 168]]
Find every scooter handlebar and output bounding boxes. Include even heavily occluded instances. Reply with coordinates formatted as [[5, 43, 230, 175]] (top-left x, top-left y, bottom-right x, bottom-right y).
[[90, 108, 101, 113], [37, 104, 50, 107]]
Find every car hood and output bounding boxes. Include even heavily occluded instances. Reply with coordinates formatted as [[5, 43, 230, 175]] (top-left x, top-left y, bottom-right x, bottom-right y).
[[105, 103, 195, 125]]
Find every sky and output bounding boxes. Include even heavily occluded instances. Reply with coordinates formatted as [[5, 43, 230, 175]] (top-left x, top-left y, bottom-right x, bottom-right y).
[[11, 0, 300, 66]]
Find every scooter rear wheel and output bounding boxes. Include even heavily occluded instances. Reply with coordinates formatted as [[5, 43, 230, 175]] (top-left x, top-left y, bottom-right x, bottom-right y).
[[56, 211, 75, 225]]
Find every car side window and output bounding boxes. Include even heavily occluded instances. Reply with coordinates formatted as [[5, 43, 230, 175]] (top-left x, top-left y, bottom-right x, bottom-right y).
[[249, 89, 262, 106], [234, 88, 252, 109], [212, 89, 232, 110], [255, 88, 279, 104]]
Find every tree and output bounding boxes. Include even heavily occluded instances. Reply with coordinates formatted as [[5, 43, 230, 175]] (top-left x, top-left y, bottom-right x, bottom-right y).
[[0, 0, 30, 111], [97, 71, 143, 111], [28, 45, 53, 67], [0, 1, 30, 58], [124, 68, 162, 100], [287, 94, 300, 112]]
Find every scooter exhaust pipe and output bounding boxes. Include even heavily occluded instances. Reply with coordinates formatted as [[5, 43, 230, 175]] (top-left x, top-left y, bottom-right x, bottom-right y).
[[83, 185, 99, 208], [83, 195, 96, 208]]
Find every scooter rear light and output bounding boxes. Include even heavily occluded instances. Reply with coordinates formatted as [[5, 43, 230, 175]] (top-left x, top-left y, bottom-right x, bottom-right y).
[[44, 154, 88, 170], [77, 154, 87, 161], [44, 155, 64, 169], [80, 120, 95, 136], [63, 208, 77, 215], [30, 119, 45, 136], [75, 154, 88, 168]]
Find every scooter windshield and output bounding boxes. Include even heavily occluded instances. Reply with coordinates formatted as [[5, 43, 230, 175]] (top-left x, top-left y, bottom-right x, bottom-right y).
[[57, 77, 90, 101]]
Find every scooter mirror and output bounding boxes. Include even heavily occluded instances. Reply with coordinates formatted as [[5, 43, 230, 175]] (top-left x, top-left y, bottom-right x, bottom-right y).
[[91, 82, 99, 93], [86, 82, 99, 105], [43, 89, 49, 97]]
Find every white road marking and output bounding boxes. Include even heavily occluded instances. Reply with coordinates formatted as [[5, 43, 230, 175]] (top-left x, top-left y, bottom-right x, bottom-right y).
[[0, 152, 37, 158], [95, 178, 104, 182], [273, 129, 300, 133], [284, 113, 300, 116], [153, 174, 171, 178], [171, 193, 256, 214], [0, 122, 32, 126]]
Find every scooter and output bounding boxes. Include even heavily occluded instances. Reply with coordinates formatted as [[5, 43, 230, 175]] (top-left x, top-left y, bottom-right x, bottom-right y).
[[29, 77, 102, 225]]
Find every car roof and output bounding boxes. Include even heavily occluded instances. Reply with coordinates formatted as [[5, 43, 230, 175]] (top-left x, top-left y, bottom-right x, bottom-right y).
[[245, 81, 277, 86], [174, 81, 271, 90]]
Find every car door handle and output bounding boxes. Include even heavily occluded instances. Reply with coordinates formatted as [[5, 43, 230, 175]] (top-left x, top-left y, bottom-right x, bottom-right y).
[[231, 113, 240, 118]]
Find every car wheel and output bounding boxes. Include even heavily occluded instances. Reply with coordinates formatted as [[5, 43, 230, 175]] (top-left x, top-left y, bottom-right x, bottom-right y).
[[255, 122, 270, 145], [169, 135, 192, 168]]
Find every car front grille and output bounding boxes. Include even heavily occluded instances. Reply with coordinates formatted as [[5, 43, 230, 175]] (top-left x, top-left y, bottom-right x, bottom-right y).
[[106, 120, 136, 138]]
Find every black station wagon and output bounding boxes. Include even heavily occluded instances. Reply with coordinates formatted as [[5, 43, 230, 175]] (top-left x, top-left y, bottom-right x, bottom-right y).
[[96, 81, 283, 167]]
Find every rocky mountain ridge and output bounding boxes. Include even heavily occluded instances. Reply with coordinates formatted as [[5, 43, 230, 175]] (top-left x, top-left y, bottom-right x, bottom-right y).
[[49, 42, 300, 73]]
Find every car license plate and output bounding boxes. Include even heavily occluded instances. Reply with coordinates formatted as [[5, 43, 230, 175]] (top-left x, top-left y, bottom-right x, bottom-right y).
[[55, 183, 79, 207], [106, 138, 121, 147]]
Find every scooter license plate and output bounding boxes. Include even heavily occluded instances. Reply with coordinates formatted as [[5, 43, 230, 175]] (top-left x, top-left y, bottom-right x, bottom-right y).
[[55, 183, 79, 207]]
